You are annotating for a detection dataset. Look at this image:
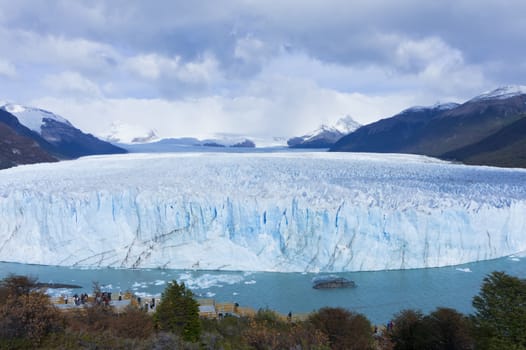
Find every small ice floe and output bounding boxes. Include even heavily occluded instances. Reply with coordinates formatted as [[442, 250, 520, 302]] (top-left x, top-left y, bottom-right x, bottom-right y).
[[244, 280, 257, 285], [456, 268, 472, 273], [178, 273, 244, 289], [154, 280, 166, 286], [205, 292, 216, 298], [232, 292, 239, 296], [132, 281, 148, 289]]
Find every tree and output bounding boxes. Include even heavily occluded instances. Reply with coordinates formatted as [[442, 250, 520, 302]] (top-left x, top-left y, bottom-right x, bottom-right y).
[[423, 307, 473, 350], [308, 307, 374, 350], [153, 280, 201, 342], [472, 271, 526, 349], [388, 309, 430, 350]]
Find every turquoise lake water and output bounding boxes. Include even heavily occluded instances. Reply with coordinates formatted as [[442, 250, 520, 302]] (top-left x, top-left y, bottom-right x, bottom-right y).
[[1, 256, 524, 324]]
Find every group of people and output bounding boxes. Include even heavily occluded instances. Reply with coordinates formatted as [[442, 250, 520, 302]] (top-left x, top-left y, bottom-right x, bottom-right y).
[[63, 293, 89, 306], [94, 291, 113, 306], [137, 296, 157, 311], [62, 291, 118, 306]]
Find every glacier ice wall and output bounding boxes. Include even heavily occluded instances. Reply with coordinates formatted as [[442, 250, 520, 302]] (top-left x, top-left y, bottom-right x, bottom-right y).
[[0, 152, 525, 272]]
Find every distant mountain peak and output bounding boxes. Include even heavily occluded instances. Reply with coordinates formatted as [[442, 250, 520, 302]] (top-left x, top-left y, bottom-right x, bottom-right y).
[[470, 85, 526, 102], [288, 115, 361, 148], [334, 115, 362, 133], [1, 103, 71, 134], [103, 121, 159, 144]]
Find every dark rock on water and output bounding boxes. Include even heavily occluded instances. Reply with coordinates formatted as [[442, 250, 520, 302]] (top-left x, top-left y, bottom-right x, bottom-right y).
[[36, 282, 82, 289], [312, 276, 356, 289]]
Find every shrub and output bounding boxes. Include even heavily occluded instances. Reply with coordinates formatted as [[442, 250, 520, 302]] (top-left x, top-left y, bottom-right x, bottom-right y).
[[423, 307, 473, 350], [388, 309, 429, 350], [0, 275, 64, 346], [308, 307, 373, 350], [112, 305, 154, 339]]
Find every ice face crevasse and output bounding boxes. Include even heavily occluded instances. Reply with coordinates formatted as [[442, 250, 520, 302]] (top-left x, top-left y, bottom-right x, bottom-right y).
[[0, 152, 525, 272]]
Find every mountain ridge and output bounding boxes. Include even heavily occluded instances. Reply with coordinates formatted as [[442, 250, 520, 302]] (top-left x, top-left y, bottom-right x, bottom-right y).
[[331, 86, 526, 168], [288, 115, 361, 148], [0, 103, 126, 169]]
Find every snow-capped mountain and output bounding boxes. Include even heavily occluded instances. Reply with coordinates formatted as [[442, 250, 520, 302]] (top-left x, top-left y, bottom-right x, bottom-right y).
[[1, 103, 126, 159], [288, 115, 361, 148], [0, 109, 58, 169], [469, 85, 526, 102], [332, 86, 526, 168], [1, 103, 72, 133], [0, 152, 524, 272]]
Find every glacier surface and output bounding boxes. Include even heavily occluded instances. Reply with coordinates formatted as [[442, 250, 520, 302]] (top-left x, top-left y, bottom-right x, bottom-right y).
[[0, 152, 525, 272]]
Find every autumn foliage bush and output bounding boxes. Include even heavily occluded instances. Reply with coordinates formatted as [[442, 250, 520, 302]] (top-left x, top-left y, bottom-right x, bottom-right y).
[[0, 275, 64, 347]]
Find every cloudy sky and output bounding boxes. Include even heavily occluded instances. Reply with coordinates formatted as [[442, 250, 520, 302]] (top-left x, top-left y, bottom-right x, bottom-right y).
[[0, 0, 525, 141]]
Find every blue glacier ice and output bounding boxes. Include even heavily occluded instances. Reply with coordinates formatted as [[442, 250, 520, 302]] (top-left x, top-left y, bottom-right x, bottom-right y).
[[0, 152, 525, 272]]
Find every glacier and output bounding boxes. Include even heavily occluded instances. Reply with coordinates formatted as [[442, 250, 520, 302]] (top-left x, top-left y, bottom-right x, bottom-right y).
[[0, 152, 525, 272]]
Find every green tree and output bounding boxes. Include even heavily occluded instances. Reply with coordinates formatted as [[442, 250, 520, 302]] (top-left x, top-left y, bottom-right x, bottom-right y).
[[472, 271, 526, 349], [153, 280, 201, 342]]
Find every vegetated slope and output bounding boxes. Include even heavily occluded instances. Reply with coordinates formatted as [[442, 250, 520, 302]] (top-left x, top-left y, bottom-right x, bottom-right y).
[[331, 104, 457, 153], [0, 109, 58, 169], [412, 94, 526, 157], [442, 115, 526, 168], [0, 121, 57, 170], [331, 87, 526, 168], [39, 118, 127, 158], [0, 104, 126, 169]]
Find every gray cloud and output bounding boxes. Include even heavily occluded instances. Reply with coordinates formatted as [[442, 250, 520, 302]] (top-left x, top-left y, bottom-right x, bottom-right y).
[[0, 0, 525, 137]]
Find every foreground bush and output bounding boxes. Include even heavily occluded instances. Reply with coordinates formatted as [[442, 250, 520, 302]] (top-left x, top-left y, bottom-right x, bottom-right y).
[[244, 308, 329, 350], [0, 275, 64, 348], [389, 308, 473, 350], [308, 307, 373, 350]]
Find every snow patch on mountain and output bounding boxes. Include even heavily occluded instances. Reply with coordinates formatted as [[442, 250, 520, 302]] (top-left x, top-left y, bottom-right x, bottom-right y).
[[402, 102, 460, 114], [470, 85, 526, 102], [1, 103, 71, 134], [288, 115, 361, 147]]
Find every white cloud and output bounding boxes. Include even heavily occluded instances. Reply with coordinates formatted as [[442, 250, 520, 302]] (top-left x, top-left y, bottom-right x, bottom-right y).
[[125, 53, 221, 85], [0, 27, 119, 74], [42, 71, 102, 98], [394, 37, 488, 95], [2, 1, 523, 138], [32, 74, 417, 141], [0, 58, 16, 78]]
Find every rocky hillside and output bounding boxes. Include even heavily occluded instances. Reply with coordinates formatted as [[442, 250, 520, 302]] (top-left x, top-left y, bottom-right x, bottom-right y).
[[331, 86, 526, 168]]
